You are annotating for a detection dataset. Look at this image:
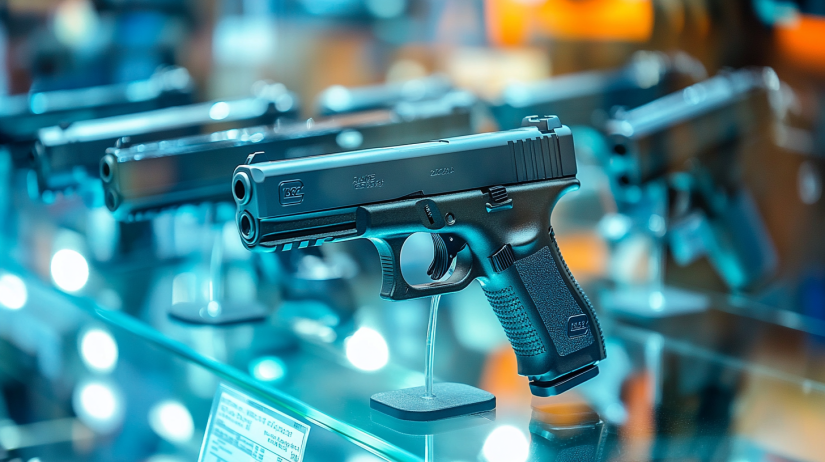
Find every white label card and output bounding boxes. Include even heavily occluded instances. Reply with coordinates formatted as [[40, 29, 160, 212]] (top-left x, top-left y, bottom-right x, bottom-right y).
[[199, 384, 311, 462]]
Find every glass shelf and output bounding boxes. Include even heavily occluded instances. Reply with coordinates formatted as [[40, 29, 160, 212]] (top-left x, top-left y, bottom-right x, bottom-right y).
[[2, 165, 825, 462]]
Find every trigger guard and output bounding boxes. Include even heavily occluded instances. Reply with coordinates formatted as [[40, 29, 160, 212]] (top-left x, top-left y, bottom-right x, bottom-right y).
[[370, 236, 476, 301]]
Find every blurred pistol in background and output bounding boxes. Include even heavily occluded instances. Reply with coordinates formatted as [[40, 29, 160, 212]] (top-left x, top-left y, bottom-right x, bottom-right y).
[[604, 68, 781, 290], [102, 91, 475, 221], [232, 115, 606, 396], [32, 83, 298, 194], [316, 74, 454, 115], [489, 51, 705, 129], [0, 66, 194, 167]]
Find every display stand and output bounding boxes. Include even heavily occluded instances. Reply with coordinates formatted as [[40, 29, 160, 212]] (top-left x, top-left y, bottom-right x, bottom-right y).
[[600, 181, 709, 318], [169, 208, 268, 325], [370, 295, 495, 421]]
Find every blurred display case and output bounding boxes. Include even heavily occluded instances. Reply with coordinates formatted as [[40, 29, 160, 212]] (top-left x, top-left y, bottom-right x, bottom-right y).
[[2, 0, 825, 461], [2, 152, 825, 461]]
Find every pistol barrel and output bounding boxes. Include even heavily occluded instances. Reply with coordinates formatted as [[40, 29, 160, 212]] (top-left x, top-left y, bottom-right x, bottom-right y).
[[33, 88, 298, 193], [0, 67, 194, 167], [104, 93, 474, 220], [235, 117, 576, 248], [317, 75, 453, 115], [490, 52, 701, 129]]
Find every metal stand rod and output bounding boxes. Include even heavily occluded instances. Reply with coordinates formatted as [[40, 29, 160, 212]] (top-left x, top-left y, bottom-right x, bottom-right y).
[[424, 294, 441, 398], [208, 226, 224, 303], [205, 207, 224, 317], [425, 434, 434, 462]]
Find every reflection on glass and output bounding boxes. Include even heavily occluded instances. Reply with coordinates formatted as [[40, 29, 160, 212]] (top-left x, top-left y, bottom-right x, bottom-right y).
[[482, 425, 529, 462], [649, 291, 664, 311], [250, 356, 287, 383], [79, 328, 118, 374], [345, 327, 389, 371], [209, 102, 230, 121], [50, 249, 89, 292], [0, 273, 27, 310], [346, 454, 384, 462], [293, 318, 337, 343], [148, 400, 195, 444]]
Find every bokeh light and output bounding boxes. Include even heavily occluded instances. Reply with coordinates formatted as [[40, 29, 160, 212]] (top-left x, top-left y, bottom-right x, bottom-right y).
[[250, 356, 287, 383], [345, 327, 389, 371], [209, 101, 230, 120], [148, 400, 194, 444], [481, 425, 529, 462], [73, 381, 123, 434], [0, 274, 27, 310], [79, 328, 118, 373], [50, 249, 89, 292]]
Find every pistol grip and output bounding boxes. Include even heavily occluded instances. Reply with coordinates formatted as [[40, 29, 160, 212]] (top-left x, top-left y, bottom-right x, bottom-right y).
[[482, 228, 606, 396]]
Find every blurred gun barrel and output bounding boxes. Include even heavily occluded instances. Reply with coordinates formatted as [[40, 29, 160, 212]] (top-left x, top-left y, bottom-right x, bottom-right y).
[[31, 84, 298, 193], [606, 68, 777, 185], [316, 74, 454, 115], [102, 91, 475, 221], [490, 52, 705, 129], [0, 66, 195, 166]]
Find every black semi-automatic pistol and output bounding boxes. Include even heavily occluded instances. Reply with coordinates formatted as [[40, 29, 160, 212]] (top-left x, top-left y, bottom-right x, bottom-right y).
[[233, 115, 606, 396], [0, 66, 194, 167], [490, 51, 704, 129], [605, 68, 779, 290], [102, 91, 474, 220], [32, 83, 298, 194]]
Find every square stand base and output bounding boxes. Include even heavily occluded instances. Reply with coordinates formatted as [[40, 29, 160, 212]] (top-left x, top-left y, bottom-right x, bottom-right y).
[[370, 383, 495, 422], [168, 301, 268, 325]]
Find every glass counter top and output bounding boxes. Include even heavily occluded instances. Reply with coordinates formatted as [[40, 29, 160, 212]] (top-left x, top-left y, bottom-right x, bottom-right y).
[[2, 163, 825, 462]]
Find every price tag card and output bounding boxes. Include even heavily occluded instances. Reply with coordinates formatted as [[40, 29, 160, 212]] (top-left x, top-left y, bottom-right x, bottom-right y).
[[199, 384, 311, 462]]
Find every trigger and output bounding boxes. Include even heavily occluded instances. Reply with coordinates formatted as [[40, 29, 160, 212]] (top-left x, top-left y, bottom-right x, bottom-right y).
[[427, 233, 467, 281]]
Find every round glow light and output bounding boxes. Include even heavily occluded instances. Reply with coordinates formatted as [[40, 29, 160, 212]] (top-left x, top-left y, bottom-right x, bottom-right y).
[[345, 327, 389, 371], [321, 86, 351, 112], [50, 249, 89, 292], [0, 274, 27, 310], [73, 381, 124, 433], [209, 102, 230, 121], [79, 328, 118, 373], [81, 383, 116, 419], [53, 0, 100, 50], [482, 425, 529, 462], [148, 400, 194, 444], [649, 291, 665, 311], [250, 357, 287, 383]]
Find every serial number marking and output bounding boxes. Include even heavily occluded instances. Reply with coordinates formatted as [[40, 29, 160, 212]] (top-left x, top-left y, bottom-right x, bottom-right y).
[[430, 167, 454, 176], [353, 174, 384, 189]]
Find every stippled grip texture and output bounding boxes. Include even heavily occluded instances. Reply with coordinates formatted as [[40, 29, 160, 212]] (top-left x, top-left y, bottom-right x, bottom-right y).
[[515, 246, 594, 356], [482, 228, 605, 381], [485, 287, 547, 357]]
